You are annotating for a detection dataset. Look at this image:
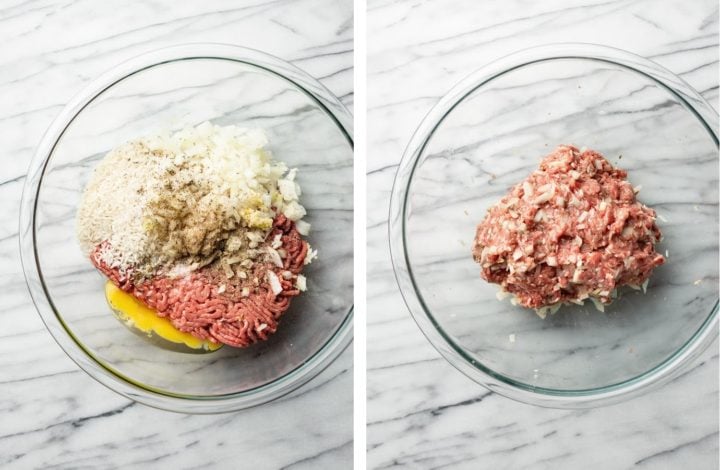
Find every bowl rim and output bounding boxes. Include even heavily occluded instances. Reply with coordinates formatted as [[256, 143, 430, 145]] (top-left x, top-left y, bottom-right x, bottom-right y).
[[19, 42, 354, 414], [389, 42, 719, 409]]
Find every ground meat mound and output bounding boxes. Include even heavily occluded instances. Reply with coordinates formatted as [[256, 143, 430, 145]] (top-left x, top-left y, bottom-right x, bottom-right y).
[[472, 145, 665, 311], [92, 215, 308, 347]]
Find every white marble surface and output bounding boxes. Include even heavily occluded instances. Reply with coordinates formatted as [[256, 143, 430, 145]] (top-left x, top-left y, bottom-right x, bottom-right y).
[[367, 0, 719, 469], [0, 1, 352, 468]]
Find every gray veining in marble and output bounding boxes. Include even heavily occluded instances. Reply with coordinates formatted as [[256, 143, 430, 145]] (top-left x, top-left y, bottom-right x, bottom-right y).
[[367, 0, 718, 468], [0, 1, 352, 468]]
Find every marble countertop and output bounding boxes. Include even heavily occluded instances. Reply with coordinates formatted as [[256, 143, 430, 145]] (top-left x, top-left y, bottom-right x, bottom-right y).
[[0, 1, 352, 468], [367, 0, 718, 469]]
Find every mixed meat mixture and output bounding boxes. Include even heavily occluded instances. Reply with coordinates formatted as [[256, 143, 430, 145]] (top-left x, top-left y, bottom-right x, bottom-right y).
[[472, 145, 665, 315]]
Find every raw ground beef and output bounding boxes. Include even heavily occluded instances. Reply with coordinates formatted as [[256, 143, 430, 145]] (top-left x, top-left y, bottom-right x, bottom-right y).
[[472, 145, 665, 312], [93, 215, 308, 347]]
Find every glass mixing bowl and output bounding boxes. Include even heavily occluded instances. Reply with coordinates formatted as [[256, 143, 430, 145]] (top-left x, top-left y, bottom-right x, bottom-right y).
[[20, 44, 353, 413], [389, 43, 718, 408]]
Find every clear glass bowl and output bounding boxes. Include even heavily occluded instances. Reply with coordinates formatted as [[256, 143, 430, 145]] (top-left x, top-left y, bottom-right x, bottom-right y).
[[389, 43, 718, 408], [19, 44, 353, 413]]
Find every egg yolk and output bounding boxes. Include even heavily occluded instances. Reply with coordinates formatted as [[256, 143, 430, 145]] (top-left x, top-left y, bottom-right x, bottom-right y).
[[105, 281, 222, 351]]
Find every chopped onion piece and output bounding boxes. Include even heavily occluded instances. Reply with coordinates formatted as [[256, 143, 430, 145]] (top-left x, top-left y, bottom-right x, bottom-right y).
[[296, 274, 307, 292], [533, 189, 554, 205], [266, 247, 284, 267], [523, 181, 534, 198], [278, 178, 301, 201], [535, 303, 560, 319], [304, 245, 318, 265], [267, 271, 282, 296], [296, 220, 311, 236], [284, 201, 307, 221]]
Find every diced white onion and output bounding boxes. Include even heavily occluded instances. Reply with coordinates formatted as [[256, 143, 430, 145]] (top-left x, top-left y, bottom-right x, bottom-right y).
[[296, 274, 307, 292], [533, 190, 554, 205], [304, 245, 318, 265], [267, 271, 282, 295], [266, 247, 284, 267], [523, 181, 534, 198], [296, 220, 311, 236], [283, 201, 307, 221]]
